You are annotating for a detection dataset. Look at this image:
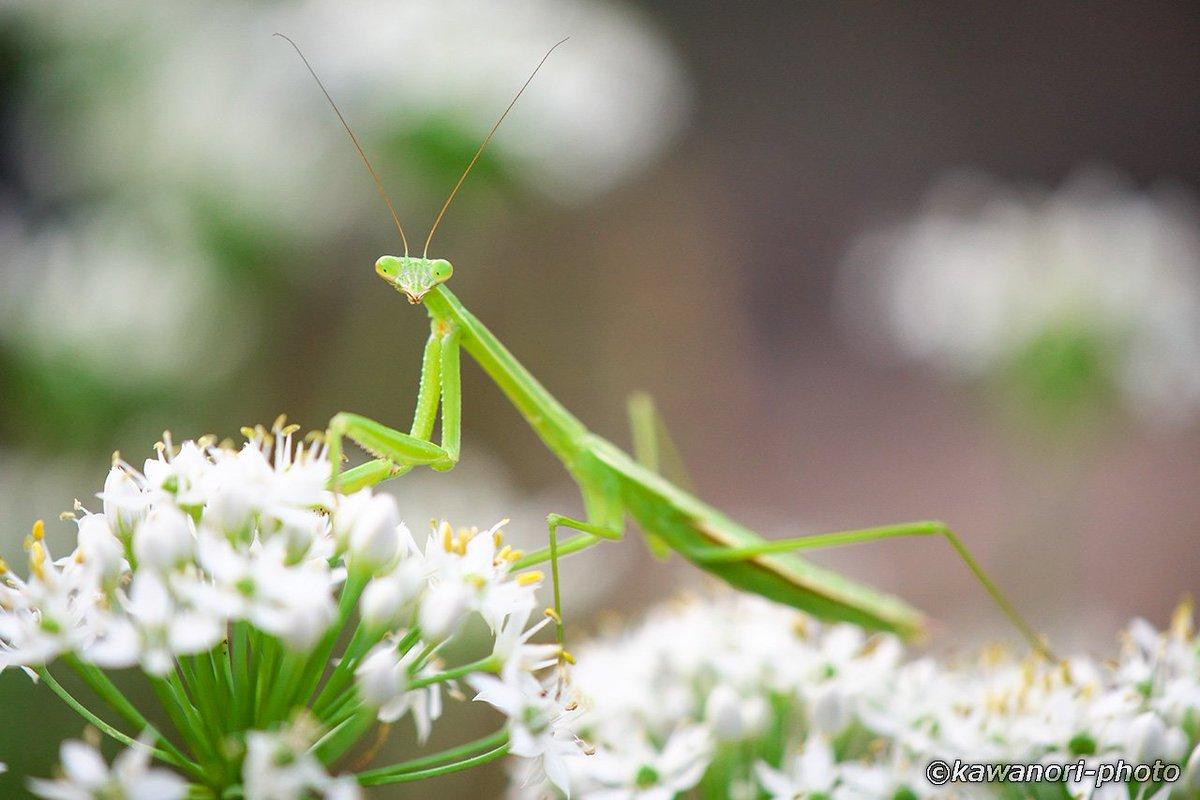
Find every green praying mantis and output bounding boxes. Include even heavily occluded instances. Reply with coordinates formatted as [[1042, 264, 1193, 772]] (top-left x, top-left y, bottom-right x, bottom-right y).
[[277, 36, 1050, 660]]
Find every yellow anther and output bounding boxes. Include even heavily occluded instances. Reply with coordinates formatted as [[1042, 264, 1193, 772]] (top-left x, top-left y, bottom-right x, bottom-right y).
[[440, 521, 453, 552], [240, 426, 257, 440], [58, 512, 75, 521], [516, 571, 543, 587], [1171, 597, 1194, 639], [219, 438, 236, 451], [543, 607, 562, 623], [196, 434, 217, 448], [281, 423, 301, 436], [0, 557, 9, 574], [507, 549, 524, 562], [497, 545, 513, 562], [560, 650, 576, 665], [74, 551, 85, 564], [32, 520, 45, 541], [29, 542, 46, 581], [564, 700, 578, 711], [273, 413, 288, 431], [111, 450, 121, 466]]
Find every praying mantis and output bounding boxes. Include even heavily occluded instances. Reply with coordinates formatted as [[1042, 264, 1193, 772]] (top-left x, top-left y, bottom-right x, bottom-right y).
[[277, 36, 1049, 659]]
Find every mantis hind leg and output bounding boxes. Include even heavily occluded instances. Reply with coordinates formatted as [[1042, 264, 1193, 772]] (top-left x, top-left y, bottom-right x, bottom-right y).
[[328, 321, 462, 492], [628, 391, 691, 558], [694, 520, 1053, 659], [627, 391, 695, 491]]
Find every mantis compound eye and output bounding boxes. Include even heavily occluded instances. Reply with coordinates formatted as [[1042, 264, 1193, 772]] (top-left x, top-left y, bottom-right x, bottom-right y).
[[431, 260, 454, 282], [375, 256, 402, 280]]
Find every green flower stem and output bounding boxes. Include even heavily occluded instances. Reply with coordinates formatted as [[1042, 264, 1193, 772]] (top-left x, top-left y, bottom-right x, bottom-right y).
[[356, 728, 508, 781], [213, 641, 236, 727], [313, 705, 375, 765], [252, 634, 281, 726], [357, 742, 511, 786], [186, 784, 218, 800], [178, 656, 225, 746], [289, 570, 370, 713], [37, 666, 195, 774], [230, 622, 253, 729], [408, 655, 500, 689], [64, 656, 196, 774], [309, 623, 383, 719], [260, 649, 306, 726], [151, 674, 221, 776]]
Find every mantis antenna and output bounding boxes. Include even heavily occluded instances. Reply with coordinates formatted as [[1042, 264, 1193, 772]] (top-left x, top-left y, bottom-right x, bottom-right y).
[[275, 33, 411, 256], [422, 37, 569, 258]]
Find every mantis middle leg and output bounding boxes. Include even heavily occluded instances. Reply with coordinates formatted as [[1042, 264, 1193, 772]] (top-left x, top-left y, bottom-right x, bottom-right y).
[[329, 320, 461, 492]]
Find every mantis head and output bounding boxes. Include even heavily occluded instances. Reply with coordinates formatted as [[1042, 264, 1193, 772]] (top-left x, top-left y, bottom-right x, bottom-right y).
[[375, 256, 454, 304]]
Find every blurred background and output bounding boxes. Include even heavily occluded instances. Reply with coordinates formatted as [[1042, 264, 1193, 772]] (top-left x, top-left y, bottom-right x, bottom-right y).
[[1, 0, 1198, 795]]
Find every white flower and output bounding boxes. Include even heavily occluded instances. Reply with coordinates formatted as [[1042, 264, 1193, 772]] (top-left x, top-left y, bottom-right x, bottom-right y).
[[132, 506, 195, 572], [74, 513, 126, 587], [754, 736, 839, 800], [132, 572, 223, 671], [346, 493, 403, 574], [355, 642, 411, 720], [469, 663, 585, 795], [100, 465, 150, 540], [491, 605, 559, 673], [703, 685, 766, 742], [582, 725, 713, 800], [28, 735, 187, 800], [243, 723, 359, 800]]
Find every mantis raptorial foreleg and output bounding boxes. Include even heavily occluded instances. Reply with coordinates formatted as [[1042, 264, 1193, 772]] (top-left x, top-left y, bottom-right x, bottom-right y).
[[328, 322, 461, 492], [692, 520, 1052, 657]]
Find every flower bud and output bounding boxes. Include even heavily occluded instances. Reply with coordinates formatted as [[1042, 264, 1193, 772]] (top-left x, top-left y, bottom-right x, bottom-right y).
[[1124, 712, 1168, 763], [133, 506, 195, 571], [361, 576, 407, 632], [355, 643, 407, 708], [100, 466, 147, 541], [705, 685, 747, 741], [76, 514, 125, 585], [348, 495, 402, 574], [418, 581, 470, 642]]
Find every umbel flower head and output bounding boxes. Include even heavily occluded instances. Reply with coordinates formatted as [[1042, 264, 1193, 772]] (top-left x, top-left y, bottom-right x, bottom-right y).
[[840, 169, 1200, 424], [0, 418, 584, 798], [516, 593, 1200, 800]]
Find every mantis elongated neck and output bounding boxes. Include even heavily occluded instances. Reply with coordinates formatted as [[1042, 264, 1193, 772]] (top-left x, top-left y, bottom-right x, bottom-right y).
[[423, 284, 590, 464]]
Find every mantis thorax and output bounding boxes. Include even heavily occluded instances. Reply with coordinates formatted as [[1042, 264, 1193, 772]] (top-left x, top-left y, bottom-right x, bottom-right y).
[[375, 256, 453, 304]]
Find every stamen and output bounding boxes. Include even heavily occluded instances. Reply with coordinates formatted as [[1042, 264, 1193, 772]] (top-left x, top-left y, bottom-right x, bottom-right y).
[[31, 519, 44, 541], [543, 607, 561, 623], [29, 541, 46, 581], [560, 650, 576, 665], [516, 571, 543, 587]]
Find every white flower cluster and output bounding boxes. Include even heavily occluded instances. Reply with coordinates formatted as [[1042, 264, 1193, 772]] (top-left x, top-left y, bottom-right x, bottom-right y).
[[0, 425, 343, 674], [840, 169, 1200, 421], [518, 594, 1200, 800], [1, 421, 584, 797]]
